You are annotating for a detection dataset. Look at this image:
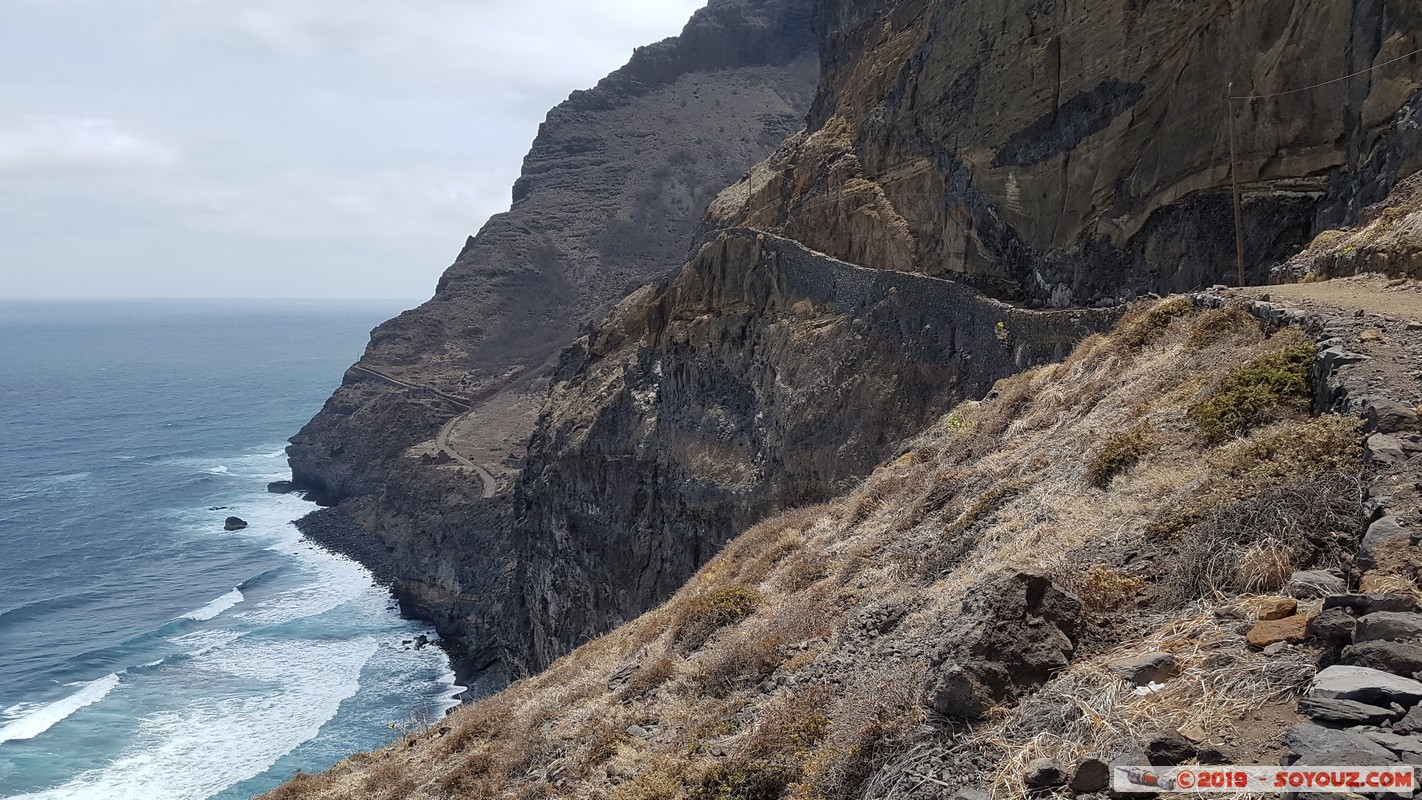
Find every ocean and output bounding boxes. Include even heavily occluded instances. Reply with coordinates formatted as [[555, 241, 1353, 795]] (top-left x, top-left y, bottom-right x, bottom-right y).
[[0, 300, 461, 799]]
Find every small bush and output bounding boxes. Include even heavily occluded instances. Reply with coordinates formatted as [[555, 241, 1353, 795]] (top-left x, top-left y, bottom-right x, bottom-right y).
[[1085, 424, 1153, 487], [1119, 296, 1193, 347], [1075, 565, 1145, 611], [742, 686, 833, 762], [673, 587, 762, 651], [1188, 335, 1315, 442], [689, 629, 787, 697], [691, 760, 797, 800], [622, 655, 677, 699]]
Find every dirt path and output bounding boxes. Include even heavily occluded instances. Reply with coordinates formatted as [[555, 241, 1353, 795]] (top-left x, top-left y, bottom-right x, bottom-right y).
[[351, 365, 497, 498], [1242, 273, 1422, 324]]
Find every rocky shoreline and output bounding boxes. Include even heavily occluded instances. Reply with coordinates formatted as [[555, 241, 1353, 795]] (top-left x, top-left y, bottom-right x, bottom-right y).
[[293, 505, 484, 698]]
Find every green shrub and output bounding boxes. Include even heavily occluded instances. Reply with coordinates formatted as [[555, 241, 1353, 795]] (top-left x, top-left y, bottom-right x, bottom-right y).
[[690, 760, 796, 800], [672, 587, 761, 651], [1188, 336, 1315, 442], [1085, 424, 1152, 487], [1119, 296, 1193, 347]]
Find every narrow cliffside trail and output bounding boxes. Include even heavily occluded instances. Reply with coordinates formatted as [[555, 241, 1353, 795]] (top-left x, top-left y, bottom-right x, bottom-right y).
[[350, 365, 497, 499]]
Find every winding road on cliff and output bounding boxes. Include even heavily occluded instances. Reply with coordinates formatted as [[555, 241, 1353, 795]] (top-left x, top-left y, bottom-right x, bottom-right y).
[[350, 365, 498, 499]]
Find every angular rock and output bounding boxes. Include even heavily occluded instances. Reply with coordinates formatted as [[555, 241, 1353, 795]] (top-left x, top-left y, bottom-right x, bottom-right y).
[[1023, 758, 1066, 790], [1395, 705, 1422, 735], [1110, 652, 1179, 686], [1325, 593, 1420, 616], [1248, 614, 1310, 647], [266, 480, 296, 494], [223, 516, 248, 531], [1308, 607, 1358, 646], [925, 573, 1082, 720], [1343, 640, 1422, 678], [1362, 398, 1422, 435], [1308, 665, 1422, 707], [1284, 722, 1398, 762], [1365, 435, 1412, 468], [1297, 696, 1397, 727], [1356, 612, 1422, 644], [1360, 517, 1414, 571], [1069, 758, 1111, 793], [1195, 746, 1230, 765], [1291, 747, 1398, 767], [1288, 569, 1348, 599], [1259, 597, 1300, 621], [1145, 729, 1197, 766], [1360, 731, 1422, 762]]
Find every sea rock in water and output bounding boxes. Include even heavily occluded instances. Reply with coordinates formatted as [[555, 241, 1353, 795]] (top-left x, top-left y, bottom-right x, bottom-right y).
[[224, 516, 249, 531], [267, 480, 296, 494]]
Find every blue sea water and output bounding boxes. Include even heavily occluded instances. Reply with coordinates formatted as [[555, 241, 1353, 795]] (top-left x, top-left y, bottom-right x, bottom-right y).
[[0, 300, 461, 799]]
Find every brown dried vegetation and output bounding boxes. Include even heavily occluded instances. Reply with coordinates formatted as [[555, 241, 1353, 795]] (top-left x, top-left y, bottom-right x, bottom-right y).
[[262, 299, 1363, 800]]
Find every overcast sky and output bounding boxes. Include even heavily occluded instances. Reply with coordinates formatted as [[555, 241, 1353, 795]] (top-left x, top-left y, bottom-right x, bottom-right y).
[[0, 0, 705, 300]]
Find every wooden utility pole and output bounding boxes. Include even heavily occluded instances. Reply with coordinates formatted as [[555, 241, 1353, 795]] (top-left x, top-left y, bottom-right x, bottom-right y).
[[1227, 83, 1246, 288]]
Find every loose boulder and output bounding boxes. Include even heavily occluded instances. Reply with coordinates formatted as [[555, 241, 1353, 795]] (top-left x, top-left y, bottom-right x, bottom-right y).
[[1297, 696, 1396, 727], [224, 516, 248, 531], [1247, 614, 1310, 647], [1342, 640, 1422, 678], [1354, 612, 1422, 644], [1023, 758, 1066, 790], [1258, 597, 1299, 621], [1284, 722, 1397, 762], [1361, 398, 1422, 434], [1109, 652, 1179, 686], [1308, 665, 1422, 707], [1359, 517, 1413, 570], [1307, 607, 1358, 646], [1144, 729, 1197, 766], [1069, 758, 1111, 793], [1287, 569, 1347, 599], [924, 572, 1082, 721], [1324, 593, 1419, 615]]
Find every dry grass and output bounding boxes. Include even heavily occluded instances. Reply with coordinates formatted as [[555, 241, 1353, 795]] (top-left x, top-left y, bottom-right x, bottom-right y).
[[262, 298, 1366, 800]]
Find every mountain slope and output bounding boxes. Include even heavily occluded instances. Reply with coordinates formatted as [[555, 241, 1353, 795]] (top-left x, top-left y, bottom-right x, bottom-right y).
[[267, 296, 1402, 799], [283, 0, 820, 692]]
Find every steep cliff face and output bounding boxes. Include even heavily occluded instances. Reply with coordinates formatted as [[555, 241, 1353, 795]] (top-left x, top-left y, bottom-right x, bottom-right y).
[[708, 0, 1422, 305], [288, 0, 1422, 693], [283, 0, 820, 689], [515, 230, 1118, 665], [288, 0, 819, 507], [503, 0, 1422, 672]]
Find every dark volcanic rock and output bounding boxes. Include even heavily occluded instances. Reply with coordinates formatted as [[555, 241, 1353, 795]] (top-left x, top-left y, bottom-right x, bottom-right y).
[[284, 0, 822, 689], [1308, 665, 1422, 707], [521, 233, 1117, 668], [223, 517, 248, 531], [1298, 696, 1397, 727], [1308, 607, 1359, 647], [924, 573, 1083, 720], [1144, 729, 1197, 767], [1343, 640, 1422, 679], [1022, 758, 1066, 790], [1069, 758, 1111, 794], [1355, 612, 1422, 644], [1284, 722, 1397, 762]]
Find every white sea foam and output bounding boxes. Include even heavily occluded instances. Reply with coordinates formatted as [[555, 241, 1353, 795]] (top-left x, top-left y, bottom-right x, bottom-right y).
[[0, 673, 120, 745], [204, 465, 229, 475], [6, 638, 377, 800], [179, 588, 243, 622]]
